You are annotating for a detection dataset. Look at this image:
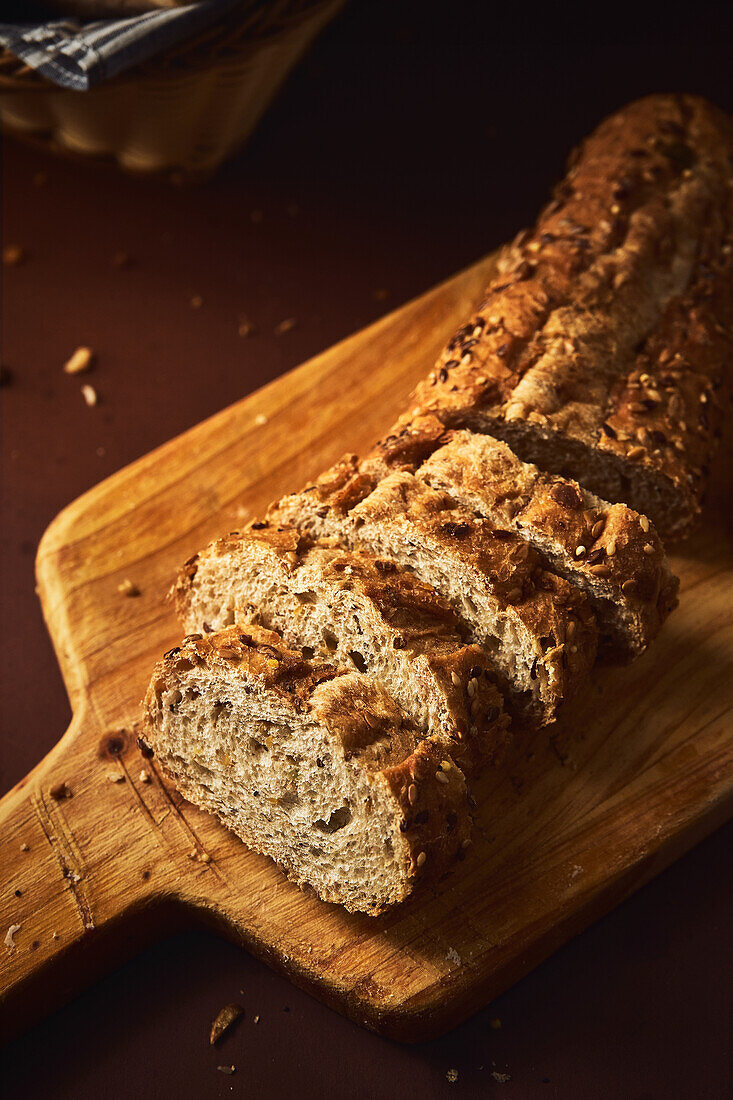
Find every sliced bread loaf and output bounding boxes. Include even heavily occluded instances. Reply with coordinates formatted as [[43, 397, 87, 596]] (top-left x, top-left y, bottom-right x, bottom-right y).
[[419, 431, 679, 658], [271, 469, 597, 723], [143, 625, 471, 914], [172, 527, 510, 775]]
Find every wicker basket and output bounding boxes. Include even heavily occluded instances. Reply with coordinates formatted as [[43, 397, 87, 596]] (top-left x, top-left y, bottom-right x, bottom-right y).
[[0, 0, 344, 178]]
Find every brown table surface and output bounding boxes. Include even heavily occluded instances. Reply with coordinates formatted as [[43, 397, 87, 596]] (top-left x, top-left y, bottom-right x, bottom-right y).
[[1, 4, 732, 1097]]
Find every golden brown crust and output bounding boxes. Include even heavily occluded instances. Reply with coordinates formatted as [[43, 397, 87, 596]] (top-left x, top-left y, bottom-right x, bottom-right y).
[[382, 739, 471, 886], [406, 95, 733, 538], [156, 624, 341, 711]]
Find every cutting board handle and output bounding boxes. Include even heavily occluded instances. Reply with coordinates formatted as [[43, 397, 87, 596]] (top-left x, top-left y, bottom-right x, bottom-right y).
[[0, 712, 164, 1041]]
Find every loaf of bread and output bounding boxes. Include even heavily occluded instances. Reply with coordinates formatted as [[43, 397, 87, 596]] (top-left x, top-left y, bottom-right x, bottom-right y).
[[404, 95, 733, 539], [149, 95, 729, 914], [143, 625, 471, 914], [172, 526, 510, 775], [270, 467, 598, 721]]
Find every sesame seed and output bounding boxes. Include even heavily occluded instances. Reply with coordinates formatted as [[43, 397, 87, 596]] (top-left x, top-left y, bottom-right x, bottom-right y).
[[627, 445, 645, 459], [591, 519, 605, 539], [566, 620, 577, 640], [416, 851, 427, 867], [117, 578, 140, 597], [435, 770, 449, 785], [622, 579, 636, 595], [642, 543, 655, 555], [139, 770, 151, 783], [639, 516, 650, 532], [63, 346, 94, 375], [575, 545, 586, 558], [81, 383, 97, 407], [467, 680, 475, 698], [440, 760, 452, 771], [451, 671, 461, 686], [408, 783, 418, 805]]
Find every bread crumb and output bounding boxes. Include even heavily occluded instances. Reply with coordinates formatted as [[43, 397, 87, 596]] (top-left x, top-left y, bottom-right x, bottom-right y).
[[210, 1002, 244, 1044], [490, 1016, 502, 1030], [20, 843, 30, 852], [64, 347, 93, 375], [5, 924, 21, 951], [106, 771, 125, 783], [253, 1014, 260, 1024], [216, 1065, 236, 1075], [117, 578, 140, 597], [446, 947, 461, 965], [139, 769, 151, 783], [81, 383, 97, 407], [446, 1069, 458, 1084], [274, 317, 296, 336], [3, 244, 24, 266], [254, 413, 268, 426], [491, 1071, 512, 1084], [190, 295, 203, 309]]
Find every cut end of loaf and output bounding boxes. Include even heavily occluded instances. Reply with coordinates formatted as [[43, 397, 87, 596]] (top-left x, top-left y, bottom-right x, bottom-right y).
[[143, 627, 472, 914]]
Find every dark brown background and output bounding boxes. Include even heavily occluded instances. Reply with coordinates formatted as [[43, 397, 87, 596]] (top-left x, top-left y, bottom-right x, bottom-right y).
[[1, 2, 732, 1096]]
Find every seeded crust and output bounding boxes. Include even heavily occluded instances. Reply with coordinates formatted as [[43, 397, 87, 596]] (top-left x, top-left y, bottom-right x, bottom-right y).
[[143, 625, 471, 914], [270, 469, 597, 722], [404, 95, 733, 539], [172, 527, 510, 776], [419, 432, 678, 659]]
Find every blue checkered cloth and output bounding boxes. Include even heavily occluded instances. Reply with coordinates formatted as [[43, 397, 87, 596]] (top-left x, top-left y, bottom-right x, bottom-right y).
[[0, 1, 242, 91]]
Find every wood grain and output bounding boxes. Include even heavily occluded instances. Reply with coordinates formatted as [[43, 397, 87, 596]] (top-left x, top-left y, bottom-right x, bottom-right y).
[[1, 251, 731, 1044]]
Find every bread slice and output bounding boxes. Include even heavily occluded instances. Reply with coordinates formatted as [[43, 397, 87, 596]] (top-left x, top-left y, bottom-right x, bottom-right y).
[[142, 625, 471, 914], [271, 469, 597, 724], [172, 527, 510, 775], [405, 95, 733, 539], [419, 431, 679, 659]]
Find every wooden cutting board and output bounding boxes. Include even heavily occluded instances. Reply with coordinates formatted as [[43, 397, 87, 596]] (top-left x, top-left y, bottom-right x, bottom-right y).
[[1, 251, 732, 1044]]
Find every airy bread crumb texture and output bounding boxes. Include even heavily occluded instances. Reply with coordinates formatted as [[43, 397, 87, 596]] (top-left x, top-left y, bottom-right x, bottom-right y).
[[143, 626, 471, 914]]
